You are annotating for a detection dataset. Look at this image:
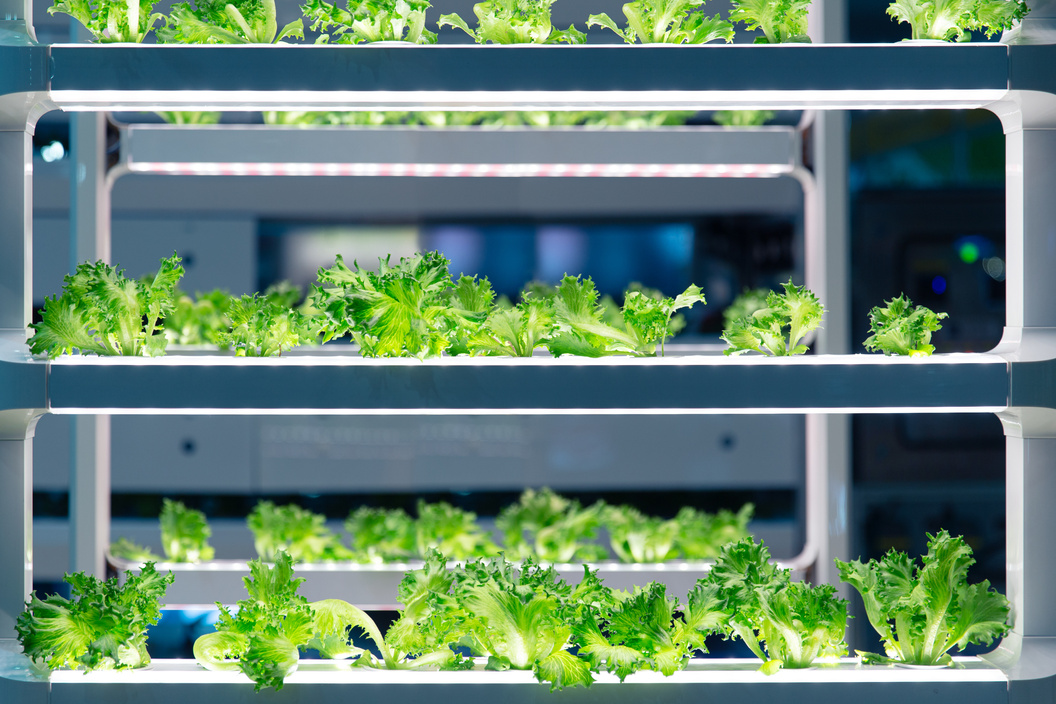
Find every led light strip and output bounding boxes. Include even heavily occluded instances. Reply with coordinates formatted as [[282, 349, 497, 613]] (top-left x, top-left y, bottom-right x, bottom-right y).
[[125, 162, 790, 178], [47, 406, 1009, 416], [49, 89, 1008, 112]]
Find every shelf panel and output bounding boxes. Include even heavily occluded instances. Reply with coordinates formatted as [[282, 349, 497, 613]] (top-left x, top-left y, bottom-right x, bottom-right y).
[[118, 125, 799, 177], [0, 644, 1010, 704], [36, 353, 1009, 415], [45, 44, 1011, 111]]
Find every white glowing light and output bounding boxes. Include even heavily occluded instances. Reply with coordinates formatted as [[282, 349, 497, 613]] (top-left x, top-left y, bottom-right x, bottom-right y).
[[44, 657, 1006, 686], [40, 141, 66, 162], [45, 351, 1008, 367], [48, 89, 1008, 112], [125, 162, 788, 178]]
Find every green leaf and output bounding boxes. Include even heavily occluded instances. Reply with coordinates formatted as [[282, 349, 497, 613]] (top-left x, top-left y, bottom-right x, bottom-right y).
[[415, 500, 498, 559], [313, 252, 454, 358], [159, 0, 298, 43], [729, 0, 812, 44], [496, 488, 606, 562], [193, 631, 248, 672], [586, 12, 628, 40], [29, 253, 183, 357], [437, 11, 474, 36], [16, 563, 173, 672], [49, 0, 164, 42], [533, 648, 593, 691], [346, 507, 416, 561], [109, 537, 160, 563], [247, 502, 354, 562], [240, 632, 301, 691], [308, 599, 392, 665], [438, 0, 581, 43], [721, 280, 823, 356], [675, 504, 754, 559], [836, 530, 1010, 666], [160, 498, 215, 563], [604, 505, 679, 562], [863, 293, 947, 356]]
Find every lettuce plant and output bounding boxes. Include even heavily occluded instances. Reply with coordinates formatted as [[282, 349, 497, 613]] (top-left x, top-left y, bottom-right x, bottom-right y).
[[836, 530, 1011, 666], [161, 498, 215, 563], [887, 0, 1028, 41], [29, 253, 183, 358], [247, 501, 355, 562], [714, 110, 775, 127], [48, 0, 164, 42], [573, 580, 728, 679], [303, 0, 437, 43], [496, 488, 608, 563], [345, 506, 416, 561], [587, 0, 733, 44], [438, 0, 586, 44], [708, 538, 847, 673], [721, 279, 824, 356], [312, 251, 459, 359], [863, 293, 947, 356], [729, 0, 812, 43], [17, 563, 174, 672], [158, 0, 304, 43]]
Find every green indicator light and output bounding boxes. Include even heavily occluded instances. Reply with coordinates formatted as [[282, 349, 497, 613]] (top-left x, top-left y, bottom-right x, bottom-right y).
[[959, 242, 980, 264]]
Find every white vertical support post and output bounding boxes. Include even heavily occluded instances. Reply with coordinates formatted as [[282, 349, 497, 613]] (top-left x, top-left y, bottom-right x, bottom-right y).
[[68, 107, 111, 578], [0, 126, 34, 338], [805, 0, 851, 588], [990, 102, 1056, 649], [0, 0, 47, 639], [986, 11, 1056, 688], [0, 425, 36, 639], [0, 129, 35, 639]]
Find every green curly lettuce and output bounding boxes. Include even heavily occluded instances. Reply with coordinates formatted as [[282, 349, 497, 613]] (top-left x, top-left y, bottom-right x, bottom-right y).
[[345, 506, 417, 561], [603, 505, 680, 562], [311, 251, 457, 359], [708, 538, 847, 673], [438, 0, 586, 44], [587, 0, 733, 44], [887, 0, 1028, 41], [714, 110, 776, 127], [247, 501, 355, 562], [835, 530, 1011, 666], [675, 504, 754, 559], [863, 293, 947, 357], [161, 498, 215, 563], [48, 0, 164, 42], [303, 0, 437, 43], [729, 0, 811, 43], [29, 253, 184, 358], [16, 563, 174, 672], [573, 580, 727, 680], [215, 292, 315, 357], [158, 0, 304, 43], [721, 279, 824, 356], [496, 488, 608, 563], [415, 500, 499, 559]]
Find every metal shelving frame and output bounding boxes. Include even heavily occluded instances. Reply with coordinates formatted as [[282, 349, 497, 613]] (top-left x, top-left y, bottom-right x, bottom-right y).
[[100, 99, 826, 595], [3, 0, 1056, 699]]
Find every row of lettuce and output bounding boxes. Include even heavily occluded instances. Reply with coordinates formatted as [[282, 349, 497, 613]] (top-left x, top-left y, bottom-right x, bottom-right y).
[[18, 530, 1010, 691], [29, 250, 947, 359], [111, 491, 755, 565], [154, 108, 775, 128], [54, 0, 1027, 46]]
